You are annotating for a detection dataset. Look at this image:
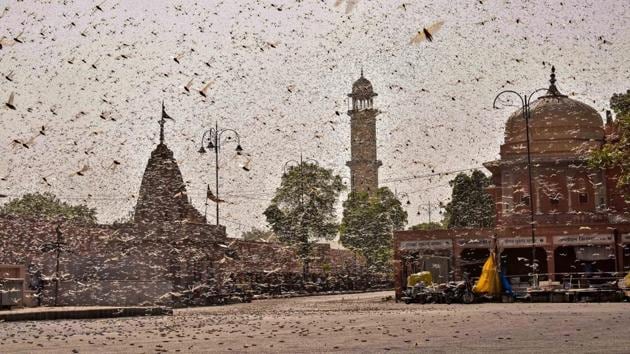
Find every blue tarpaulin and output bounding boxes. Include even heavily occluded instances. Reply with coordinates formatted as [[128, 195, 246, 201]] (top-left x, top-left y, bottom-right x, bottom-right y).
[[500, 272, 513, 295]]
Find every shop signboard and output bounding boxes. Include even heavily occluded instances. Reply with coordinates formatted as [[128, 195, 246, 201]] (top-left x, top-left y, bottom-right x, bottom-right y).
[[399, 239, 452, 250], [456, 238, 493, 248], [498, 236, 547, 248], [553, 234, 613, 246]]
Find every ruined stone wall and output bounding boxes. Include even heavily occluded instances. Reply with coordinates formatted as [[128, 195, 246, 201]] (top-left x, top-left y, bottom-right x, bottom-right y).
[[221, 239, 363, 279], [0, 214, 225, 306], [220, 239, 301, 274], [0, 212, 369, 304]]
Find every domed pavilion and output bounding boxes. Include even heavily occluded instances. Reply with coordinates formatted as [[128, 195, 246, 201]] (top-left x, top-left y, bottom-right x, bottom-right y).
[[484, 67, 610, 226], [394, 68, 630, 298]]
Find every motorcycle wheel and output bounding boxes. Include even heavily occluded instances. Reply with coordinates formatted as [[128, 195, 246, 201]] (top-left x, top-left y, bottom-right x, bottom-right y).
[[462, 291, 475, 304], [445, 294, 453, 304]]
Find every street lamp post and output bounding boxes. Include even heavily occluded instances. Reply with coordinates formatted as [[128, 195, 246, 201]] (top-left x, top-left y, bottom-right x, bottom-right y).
[[41, 223, 66, 306], [199, 122, 243, 226], [283, 154, 319, 279], [493, 84, 549, 285], [416, 201, 438, 224]]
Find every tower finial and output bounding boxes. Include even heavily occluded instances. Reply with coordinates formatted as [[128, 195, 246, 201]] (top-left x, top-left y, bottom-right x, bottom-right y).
[[360, 66, 364, 77], [546, 65, 562, 96]]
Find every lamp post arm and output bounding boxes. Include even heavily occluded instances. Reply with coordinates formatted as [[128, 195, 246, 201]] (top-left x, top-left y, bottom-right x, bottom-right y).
[[200, 130, 209, 148], [493, 90, 525, 109], [283, 160, 300, 174], [303, 158, 319, 166], [200, 128, 217, 148], [526, 87, 549, 105], [217, 128, 241, 149]]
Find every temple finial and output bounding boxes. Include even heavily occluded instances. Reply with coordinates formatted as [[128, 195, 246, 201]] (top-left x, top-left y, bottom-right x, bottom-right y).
[[160, 101, 174, 144], [159, 101, 165, 144], [546, 65, 562, 96], [360, 66, 363, 77], [159, 118, 165, 144]]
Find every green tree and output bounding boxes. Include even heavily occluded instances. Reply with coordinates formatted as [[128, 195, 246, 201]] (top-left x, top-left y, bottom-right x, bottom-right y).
[[264, 162, 345, 275], [443, 170, 494, 228], [590, 90, 630, 191], [339, 187, 408, 272], [409, 221, 446, 231], [0, 192, 97, 223], [241, 227, 278, 242]]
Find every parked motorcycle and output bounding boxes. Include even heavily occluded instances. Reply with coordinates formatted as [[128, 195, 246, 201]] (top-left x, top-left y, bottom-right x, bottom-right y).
[[402, 282, 446, 304], [442, 279, 475, 304]]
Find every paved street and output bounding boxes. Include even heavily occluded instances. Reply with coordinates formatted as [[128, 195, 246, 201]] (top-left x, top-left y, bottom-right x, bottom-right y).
[[2, 291, 630, 353]]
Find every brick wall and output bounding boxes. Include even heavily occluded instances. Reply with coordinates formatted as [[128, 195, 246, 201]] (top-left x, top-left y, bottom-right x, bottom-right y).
[[0, 214, 365, 305], [0, 214, 226, 306]]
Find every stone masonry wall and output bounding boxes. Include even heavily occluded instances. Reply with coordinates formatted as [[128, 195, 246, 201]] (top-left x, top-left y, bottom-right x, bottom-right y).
[[0, 214, 225, 306], [0, 214, 365, 305]]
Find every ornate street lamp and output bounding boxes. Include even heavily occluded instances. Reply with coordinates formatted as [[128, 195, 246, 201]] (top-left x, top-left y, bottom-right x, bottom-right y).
[[199, 122, 243, 226], [416, 201, 440, 224], [492, 67, 558, 284], [283, 154, 319, 175]]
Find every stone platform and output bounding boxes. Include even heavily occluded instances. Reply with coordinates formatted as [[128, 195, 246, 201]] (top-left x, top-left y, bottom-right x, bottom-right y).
[[0, 306, 172, 322]]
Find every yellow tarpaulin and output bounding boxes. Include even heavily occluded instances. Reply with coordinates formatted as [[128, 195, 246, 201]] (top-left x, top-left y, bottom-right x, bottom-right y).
[[473, 251, 502, 296], [624, 272, 630, 288], [407, 271, 433, 287]]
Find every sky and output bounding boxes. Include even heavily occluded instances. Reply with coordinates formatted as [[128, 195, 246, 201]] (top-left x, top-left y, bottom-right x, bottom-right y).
[[0, 0, 629, 237]]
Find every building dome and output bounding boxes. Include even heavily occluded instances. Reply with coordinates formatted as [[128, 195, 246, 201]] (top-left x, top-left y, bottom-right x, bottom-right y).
[[349, 70, 377, 99], [502, 68, 604, 157]]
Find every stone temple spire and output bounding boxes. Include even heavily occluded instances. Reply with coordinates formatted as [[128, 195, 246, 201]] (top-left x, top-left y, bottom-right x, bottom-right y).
[[133, 101, 204, 225]]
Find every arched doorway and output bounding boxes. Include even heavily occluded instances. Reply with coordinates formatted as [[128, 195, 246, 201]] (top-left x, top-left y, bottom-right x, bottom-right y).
[[554, 246, 577, 274], [554, 245, 617, 287], [459, 248, 490, 278], [555, 245, 616, 274], [500, 247, 548, 282]]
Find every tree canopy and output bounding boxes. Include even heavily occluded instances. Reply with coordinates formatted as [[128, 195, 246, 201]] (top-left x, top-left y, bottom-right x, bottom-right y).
[[0, 192, 97, 223], [339, 187, 408, 271], [590, 90, 630, 191], [443, 170, 495, 228], [264, 162, 345, 272], [409, 221, 446, 231]]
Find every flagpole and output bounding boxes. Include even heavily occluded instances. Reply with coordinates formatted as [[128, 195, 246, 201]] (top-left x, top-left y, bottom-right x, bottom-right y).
[[215, 121, 220, 226]]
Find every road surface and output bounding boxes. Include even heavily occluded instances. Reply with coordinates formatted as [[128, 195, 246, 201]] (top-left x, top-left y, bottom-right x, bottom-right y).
[[2, 291, 630, 353]]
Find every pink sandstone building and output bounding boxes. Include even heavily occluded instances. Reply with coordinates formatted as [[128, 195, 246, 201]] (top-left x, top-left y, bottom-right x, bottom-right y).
[[394, 70, 629, 298]]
